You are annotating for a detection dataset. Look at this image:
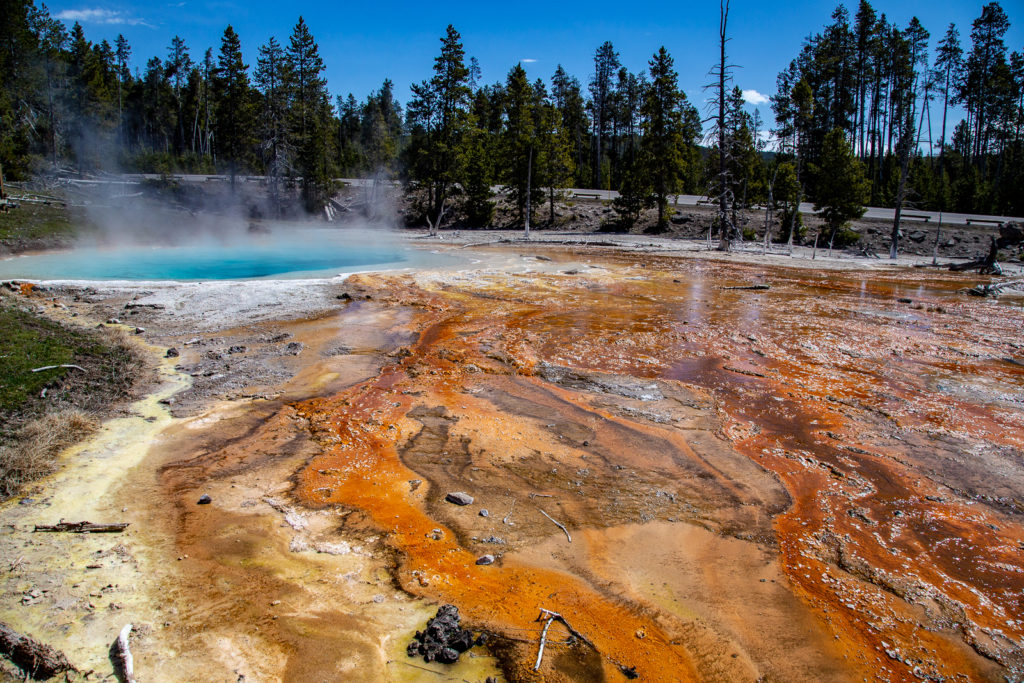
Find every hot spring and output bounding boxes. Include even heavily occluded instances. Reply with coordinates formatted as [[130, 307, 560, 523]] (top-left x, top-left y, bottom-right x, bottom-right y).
[[0, 228, 453, 281]]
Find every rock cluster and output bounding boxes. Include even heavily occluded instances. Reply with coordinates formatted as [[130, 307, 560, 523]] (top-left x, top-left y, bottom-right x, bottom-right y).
[[406, 604, 485, 664]]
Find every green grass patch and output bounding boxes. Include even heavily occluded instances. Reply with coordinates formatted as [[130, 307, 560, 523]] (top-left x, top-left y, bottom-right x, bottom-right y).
[[0, 298, 144, 498], [0, 200, 76, 242], [0, 299, 140, 426], [0, 303, 80, 415]]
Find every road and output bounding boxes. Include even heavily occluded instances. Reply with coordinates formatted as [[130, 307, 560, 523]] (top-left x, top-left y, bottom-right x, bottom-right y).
[[114, 174, 1021, 227]]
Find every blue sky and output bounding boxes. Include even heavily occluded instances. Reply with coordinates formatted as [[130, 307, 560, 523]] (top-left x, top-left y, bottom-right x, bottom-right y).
[[49, 0, 1022, 126]]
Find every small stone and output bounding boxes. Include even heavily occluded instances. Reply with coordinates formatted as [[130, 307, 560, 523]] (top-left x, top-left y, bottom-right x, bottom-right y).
[[897, 297, 912, 304], [227, 345, 246, 354], [445, 492, 474, 506], [165, 348, 179, 358], [106, 318, 121, 325], [475, 555, 495, 565], [197, 494, 212, 505], [479, 509, 489, 517], [134, 327, 145, 334]]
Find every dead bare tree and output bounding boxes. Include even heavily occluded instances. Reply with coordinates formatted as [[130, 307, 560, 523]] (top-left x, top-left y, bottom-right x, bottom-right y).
[[763, 166, 776, 255], [707, 0, 735, 251]]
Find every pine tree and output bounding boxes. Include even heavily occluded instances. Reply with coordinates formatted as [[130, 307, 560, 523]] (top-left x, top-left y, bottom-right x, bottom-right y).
[[114, 35, 131, 147], [213, 25, 254, 188], [589, 41, 619, 189], [551, 66, 590, 187], [405, 25, 472, 233], [536, 94, 574, 225], [640, 47, 690, 231], [813, 128, 869, 254], [166, 36, 192, 155], [962, 3, 1010, 166], [254, 36, 290, 213], [934, 23, 963, 181], [501, 64, 539, 226], [286, 17, 333, 210]]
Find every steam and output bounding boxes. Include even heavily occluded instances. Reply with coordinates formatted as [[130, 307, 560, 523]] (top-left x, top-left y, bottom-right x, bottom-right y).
[[69, 174, 401, 250]]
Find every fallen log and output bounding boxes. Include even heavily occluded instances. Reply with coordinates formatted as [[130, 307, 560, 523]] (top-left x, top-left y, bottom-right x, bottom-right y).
[[0, 622, 75, 679], [34, 521, 129, 533], [949, 236, 1002, 275], [964, 278, 1024, 298]]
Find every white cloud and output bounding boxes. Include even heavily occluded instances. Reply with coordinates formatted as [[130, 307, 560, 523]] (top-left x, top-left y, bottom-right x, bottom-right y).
[[55, 8, 151, 26], [521, 58, 537, 63], [742, 89, 770, 106]]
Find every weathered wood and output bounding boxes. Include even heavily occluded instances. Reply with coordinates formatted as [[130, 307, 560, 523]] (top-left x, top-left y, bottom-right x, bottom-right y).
[[949, 236, 1001, 275], [0, 622, 75, 679], [964, 279, 1024, 298], [34, 521, 129, 534], [533, 616, 556, 671], [116, 624, 136, 683], [30, 364, 85, 373], [538, 508, 572, 543], [722, 284, 770, 291]]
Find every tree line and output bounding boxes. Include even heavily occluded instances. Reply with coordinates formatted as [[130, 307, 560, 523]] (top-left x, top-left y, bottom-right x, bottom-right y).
[[772, 0, 1023, 223], [0, 0, 1020, 230]]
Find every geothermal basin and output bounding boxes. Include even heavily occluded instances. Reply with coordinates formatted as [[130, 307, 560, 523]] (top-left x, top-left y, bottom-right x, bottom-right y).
[[0, 239, 1022, 682], [0, 227, 454, 281]]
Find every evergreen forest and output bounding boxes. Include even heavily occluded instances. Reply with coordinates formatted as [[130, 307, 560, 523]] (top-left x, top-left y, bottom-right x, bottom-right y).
[[1, 1, 1021, 225]]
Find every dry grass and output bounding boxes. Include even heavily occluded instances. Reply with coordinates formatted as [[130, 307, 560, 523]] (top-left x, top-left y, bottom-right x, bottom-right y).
[[0, 409, 98, 498]]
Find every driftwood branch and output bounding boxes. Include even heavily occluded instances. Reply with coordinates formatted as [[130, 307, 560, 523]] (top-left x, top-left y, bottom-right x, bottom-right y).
[[533, 615, 556, 671], [538, 508, 571, 543], [34, 521, 129, 534], [502, 499, 516, 526], [0, 622, 75, 680], [115, 624, 135, 683], [537, 609, 595, 649], [721, 284, 770, 291], [964, 278, 1024, 298], [30, 364, 85, 373]]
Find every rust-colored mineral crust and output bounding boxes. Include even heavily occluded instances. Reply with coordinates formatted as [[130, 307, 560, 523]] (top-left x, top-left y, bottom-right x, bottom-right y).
[[252, 251, 1022, 681]]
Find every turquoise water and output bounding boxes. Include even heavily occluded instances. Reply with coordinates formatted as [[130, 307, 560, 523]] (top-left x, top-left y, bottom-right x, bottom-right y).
[[0, 230, 442, 281]]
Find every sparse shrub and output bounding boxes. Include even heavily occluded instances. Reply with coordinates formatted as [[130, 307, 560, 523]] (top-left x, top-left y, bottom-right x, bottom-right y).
[[0, 410, 97, 498]]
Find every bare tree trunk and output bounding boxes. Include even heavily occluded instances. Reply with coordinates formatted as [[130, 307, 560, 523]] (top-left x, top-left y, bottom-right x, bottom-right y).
[[763, 169, 775, 255], [716, 0, 731, 252], [932, 212, 943, 265], [890, 113, 913, 259], [525, 147, 532, 239], [787, 185, 802, 256]]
